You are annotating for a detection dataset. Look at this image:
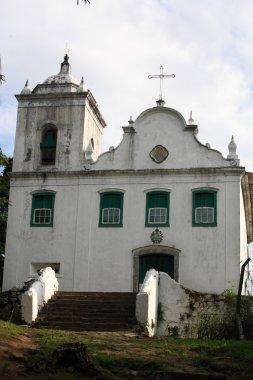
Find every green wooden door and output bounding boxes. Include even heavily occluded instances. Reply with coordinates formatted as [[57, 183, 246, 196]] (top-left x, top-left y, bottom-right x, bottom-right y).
[[139, 254, 174, 284]]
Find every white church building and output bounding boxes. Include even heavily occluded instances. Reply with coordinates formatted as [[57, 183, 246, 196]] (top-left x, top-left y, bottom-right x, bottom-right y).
[[3, 55, 252, 295]]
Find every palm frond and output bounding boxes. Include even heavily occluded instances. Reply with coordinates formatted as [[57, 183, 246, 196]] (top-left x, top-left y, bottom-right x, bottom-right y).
[[77, 0, 90, 5]]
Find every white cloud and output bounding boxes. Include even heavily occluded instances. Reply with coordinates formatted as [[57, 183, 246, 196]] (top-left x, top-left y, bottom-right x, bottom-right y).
[[0, 0, 253, 169], [0, 96, 17, 156]]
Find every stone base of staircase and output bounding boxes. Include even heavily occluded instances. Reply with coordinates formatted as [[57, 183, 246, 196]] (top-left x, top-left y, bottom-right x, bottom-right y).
[[33, 291, 137, 331]]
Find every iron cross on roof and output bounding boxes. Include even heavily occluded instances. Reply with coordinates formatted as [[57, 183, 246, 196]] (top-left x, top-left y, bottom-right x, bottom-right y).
[[148, 66, 175, 103]]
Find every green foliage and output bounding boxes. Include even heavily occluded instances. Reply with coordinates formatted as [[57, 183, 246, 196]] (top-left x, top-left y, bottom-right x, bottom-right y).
[[0, 321, 28, 336], [196, 297, 253, 340], [168, 325, 179, 338], [0, 148, 12, 211], [0, 148, 12, 286], [197, 312, 236, 339], [223, 288, 235, 297], [0, 148, 9, 167], [240, 299, 253, 339]]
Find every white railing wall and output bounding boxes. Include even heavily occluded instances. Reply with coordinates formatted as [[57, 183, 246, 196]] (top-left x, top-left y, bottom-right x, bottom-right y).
[[135, 269, 159, 337], [21, 267, 59, 324]]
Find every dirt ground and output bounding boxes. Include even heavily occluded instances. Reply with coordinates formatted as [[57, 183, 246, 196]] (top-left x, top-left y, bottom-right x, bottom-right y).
[[0, 330, 40, 380], [0, 328, 251, 380], [0, 329, 227, 380]]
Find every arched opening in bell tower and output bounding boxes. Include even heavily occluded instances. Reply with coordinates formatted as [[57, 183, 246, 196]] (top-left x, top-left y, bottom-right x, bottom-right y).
[[40, 125, 57, 165]]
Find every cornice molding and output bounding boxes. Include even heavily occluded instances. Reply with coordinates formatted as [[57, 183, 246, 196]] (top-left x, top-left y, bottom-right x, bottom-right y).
[[9, 166, 245, 180]]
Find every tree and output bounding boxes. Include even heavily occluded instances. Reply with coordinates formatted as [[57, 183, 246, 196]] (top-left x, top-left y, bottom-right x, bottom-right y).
[[77, 0, 90, 4], [0, 149, 12, 287], [0, 148, 11, 212]]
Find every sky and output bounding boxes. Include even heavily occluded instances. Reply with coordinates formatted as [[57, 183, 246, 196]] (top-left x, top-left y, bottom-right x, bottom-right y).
[[1, 0, 253, 170]]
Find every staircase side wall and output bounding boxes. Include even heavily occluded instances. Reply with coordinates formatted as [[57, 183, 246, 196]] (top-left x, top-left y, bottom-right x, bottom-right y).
[[157, 272, 253, 338]]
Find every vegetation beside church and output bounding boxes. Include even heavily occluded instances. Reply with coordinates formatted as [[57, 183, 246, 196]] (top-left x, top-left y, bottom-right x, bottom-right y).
[[0, 148, 12, 286], [155, 275, 253, 339], [195, 297, 253, 340]]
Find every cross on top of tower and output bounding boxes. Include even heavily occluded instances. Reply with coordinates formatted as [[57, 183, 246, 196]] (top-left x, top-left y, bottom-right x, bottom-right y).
[[148, 66, 175, 106]]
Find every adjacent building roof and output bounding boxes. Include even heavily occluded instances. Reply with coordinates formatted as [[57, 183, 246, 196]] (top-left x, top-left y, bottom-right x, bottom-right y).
[[248, 173, 253, 243], [242, 172, 253, 243]]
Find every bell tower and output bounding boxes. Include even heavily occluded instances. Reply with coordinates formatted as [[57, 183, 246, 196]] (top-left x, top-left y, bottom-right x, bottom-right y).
[[13, 55, 106, 172]]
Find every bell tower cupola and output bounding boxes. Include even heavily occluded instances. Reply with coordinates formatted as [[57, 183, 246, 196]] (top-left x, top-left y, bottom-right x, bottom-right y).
[[13, 55, 106, 173], [61, 54, 71, 74]]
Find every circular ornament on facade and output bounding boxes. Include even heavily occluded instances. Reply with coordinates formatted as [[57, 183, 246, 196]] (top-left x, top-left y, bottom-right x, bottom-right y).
[[150, 228, 164, 244], [149, 145, 169, 163]]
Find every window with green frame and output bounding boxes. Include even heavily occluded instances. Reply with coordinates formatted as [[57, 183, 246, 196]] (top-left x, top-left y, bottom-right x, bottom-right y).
[[30, 192, 55, 227], [192, 190, 217, 226], [145, 191, 170, 227], [40, 127, 57, 165], [99, 191, 124, 227]]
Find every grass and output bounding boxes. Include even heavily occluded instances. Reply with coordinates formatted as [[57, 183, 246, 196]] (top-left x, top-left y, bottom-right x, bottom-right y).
[[0, 320, 29, 336], [1, 321, 253, 379]]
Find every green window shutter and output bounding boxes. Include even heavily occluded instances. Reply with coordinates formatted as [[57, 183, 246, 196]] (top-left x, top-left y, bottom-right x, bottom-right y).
[[34, 194, 54, 209], [34, 195, 44, 209], [149, 193, 167, 208], [31, 192, 55, 227], [192, 190, 217, 227], [102, 193, 121, 209], [195, 192, 214, 208], [40, 130, 57, 148], [99, 192, 124, 227], [43, 194, 54, 209], [145, 191, 170, 227]]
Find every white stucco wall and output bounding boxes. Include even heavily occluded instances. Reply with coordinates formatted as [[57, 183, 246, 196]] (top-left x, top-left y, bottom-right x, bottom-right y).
[[13, 97, 83, 172], [157, 272, 189, 337], [136, 269, 158, 336], [13, 94, 105, 173], [21, 267, 58, 324], [3, 168, 245, 294], [3, 97, 247, 295], [83, 100, 104, 161]]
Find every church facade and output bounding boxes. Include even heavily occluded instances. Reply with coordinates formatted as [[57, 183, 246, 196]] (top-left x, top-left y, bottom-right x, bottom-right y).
[[2, 56, 251, 294]]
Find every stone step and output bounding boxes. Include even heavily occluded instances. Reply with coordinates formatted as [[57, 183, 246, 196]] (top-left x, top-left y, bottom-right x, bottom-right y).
[[35, 320, 137, 331], [56, 291, 136, 297], [47, 300, 135, 307], [34, 291, 137, 332], [44, 304, 135, 311], [37, 314, 136, 322], [40, 309, 134, 317], [54, 292, 136, 301]]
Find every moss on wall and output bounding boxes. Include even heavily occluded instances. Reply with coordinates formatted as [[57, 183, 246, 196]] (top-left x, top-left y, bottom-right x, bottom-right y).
[[165, 289, 253, 339]]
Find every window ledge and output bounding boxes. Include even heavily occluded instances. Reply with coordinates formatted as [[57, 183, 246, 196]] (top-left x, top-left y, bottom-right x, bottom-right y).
[[99, 224, 123, 228], [30, 225, 53, 228], [145, 224, 170, 227], [192, 223, 217, 227]]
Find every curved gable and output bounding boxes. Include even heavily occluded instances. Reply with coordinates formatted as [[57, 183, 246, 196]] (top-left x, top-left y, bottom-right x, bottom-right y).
[[93, 106, 235, 171]]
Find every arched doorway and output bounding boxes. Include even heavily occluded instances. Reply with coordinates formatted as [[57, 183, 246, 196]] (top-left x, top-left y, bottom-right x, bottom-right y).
[[132, 245, 180, 292], [139, 254, 174, 284]]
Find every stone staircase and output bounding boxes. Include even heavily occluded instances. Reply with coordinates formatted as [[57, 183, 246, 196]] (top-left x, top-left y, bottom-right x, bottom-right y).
[[34, 291, 137, 331]]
